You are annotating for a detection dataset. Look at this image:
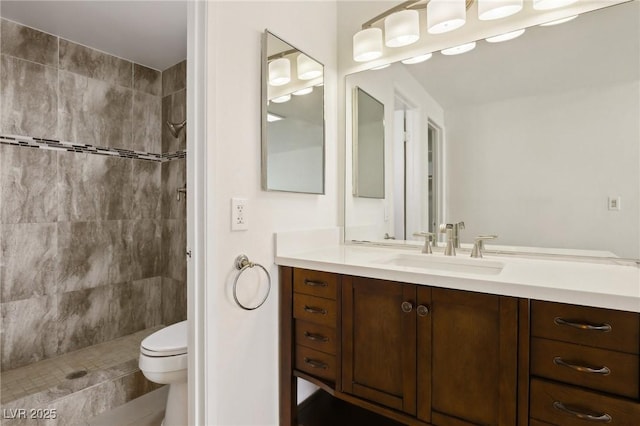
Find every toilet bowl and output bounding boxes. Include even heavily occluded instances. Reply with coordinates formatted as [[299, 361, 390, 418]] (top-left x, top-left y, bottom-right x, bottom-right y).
[[139, 321, 188, 426]]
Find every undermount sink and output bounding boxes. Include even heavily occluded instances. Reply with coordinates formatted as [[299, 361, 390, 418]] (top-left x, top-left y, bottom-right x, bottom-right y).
[[375, 253, 504, 275]]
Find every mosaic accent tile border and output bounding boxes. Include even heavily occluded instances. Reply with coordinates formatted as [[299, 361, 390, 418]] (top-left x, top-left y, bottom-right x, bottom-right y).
[[0, 134, 186, 162]]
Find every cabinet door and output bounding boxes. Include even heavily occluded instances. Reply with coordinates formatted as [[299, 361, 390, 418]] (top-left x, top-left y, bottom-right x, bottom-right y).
[[342, 276, 417, 416], [424, 288, 518, 426]]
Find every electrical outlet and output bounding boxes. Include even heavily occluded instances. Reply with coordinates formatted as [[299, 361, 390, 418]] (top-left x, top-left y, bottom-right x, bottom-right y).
[[608, 196, 621, 211], [231, 197, 248, 231]]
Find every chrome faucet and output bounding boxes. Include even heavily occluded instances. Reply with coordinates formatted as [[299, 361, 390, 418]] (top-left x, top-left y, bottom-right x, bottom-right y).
[[471, 235, 498, 258], [452, 221, 465, 248], [439, 224, 456, 256], [413, 232, 436, 254]]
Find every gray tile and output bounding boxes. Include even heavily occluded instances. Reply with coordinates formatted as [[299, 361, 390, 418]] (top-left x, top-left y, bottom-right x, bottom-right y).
[[161, 158, 186, 220], [59, 39, 132, 87], [56, 285, 113, 353], [130, 220, 162, 281], [131, 277, 162, 330], [1, 19, 58, 66], [57, 152, 133, 221], [0, 144, 57, 224], [1, 295, 58, 371], [57, 221, 132, 293], [133, 64, 161, 96], [132, 90, 161, 153], [162, 219, 186, 282], [1, 223, 57, 302], [161, 277, 186, 326], [0, 55, 58, 138], [161, 89, 186, 152], [132, 160, 161, 220], [58, 70, 133, 149], [161, 60, 186, 96]]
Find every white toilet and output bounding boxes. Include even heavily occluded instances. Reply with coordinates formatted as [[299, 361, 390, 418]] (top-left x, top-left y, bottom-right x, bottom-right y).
[[139, 320, 188, 426]]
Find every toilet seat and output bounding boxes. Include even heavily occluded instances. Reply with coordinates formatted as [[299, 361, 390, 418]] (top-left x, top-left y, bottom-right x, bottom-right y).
[[141, 321, 187, 357]]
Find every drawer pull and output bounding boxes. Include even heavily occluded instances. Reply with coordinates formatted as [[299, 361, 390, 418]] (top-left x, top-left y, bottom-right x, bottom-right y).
[[553, 401, 612, 423], [304, 279, 328, 287], [303, 331, 329, 342], [554, 317, 612, 333], [304, 305, 327, 315], [401, 301, 413, 313], [553, 357, 611, 375], [303, 357, 328, 369]]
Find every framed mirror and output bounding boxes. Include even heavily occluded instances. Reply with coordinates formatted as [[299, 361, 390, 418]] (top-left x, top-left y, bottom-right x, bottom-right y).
[[353, 87, 385, 199], [344, 1, 640, 260], [261, 30, 325, 194]]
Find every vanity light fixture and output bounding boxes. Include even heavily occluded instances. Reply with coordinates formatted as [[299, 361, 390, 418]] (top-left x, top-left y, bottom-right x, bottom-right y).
[[353, 27, 383, 62], [297, 54, 322, 80], [478, 0, 523, 20], [427, 0, 467, 34], [371, 63, 391, 70], [401, 52, 433, 64], [539, 14, 578, 26], [267, 112, 285, 122], [268, 58, 290, 86], [485, 28, 525, 42], [292, 87, 314, 96], [385, 9, 420, 47], [271, 94, 291, 103], [533, 0, 578, 10], [441, 41, 476, 55]]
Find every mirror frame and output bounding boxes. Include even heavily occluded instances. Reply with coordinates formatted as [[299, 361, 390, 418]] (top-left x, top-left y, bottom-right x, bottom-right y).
[[261, 30, 326, 195]]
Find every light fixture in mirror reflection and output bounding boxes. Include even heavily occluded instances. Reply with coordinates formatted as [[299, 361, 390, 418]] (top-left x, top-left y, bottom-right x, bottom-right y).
[[345, 1, 640, 260], [262, 31, 325, 194]]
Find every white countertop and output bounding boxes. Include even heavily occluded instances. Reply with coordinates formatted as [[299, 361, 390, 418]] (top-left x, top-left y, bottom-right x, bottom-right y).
[[275, 229, 640, 313]]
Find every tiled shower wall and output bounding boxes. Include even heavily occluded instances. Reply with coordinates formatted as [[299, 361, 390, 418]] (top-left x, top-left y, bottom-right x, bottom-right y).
[[0, 19, 186, 371]]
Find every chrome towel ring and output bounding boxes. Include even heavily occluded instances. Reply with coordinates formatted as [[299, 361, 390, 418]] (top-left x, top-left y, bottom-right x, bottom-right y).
[[233, 254, 271, 311]]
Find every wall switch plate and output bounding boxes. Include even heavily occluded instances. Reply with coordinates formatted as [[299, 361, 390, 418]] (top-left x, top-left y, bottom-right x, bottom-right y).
[[608, 196, 621, 211], [231, 197, 248, 230]]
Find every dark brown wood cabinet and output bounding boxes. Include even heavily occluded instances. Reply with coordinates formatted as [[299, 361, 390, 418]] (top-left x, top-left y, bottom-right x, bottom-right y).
[[529, 300, 640, 425], [279, 267, 640, 426]]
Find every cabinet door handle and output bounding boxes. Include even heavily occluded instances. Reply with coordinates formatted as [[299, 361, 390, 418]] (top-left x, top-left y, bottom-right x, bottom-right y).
[[553, 357, 611, 375], [303, 331, 329, 342], [304, 305, 327, 315], [303, 357, 328, 369], [401, 301, 413, 313], [417, 305, 430, 317], [304, 279, 328, 287], [552, 401, 612, 423], [554, 317, 612, 332]]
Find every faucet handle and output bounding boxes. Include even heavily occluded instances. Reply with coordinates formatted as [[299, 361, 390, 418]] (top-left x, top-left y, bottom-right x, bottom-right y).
[[439, 223, 452, 234], [471, 235, 498, 258], [413, 232, 436, 254]]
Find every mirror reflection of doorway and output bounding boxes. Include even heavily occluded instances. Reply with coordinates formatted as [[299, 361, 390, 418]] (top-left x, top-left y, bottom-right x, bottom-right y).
[[393, 94, 442, 242]]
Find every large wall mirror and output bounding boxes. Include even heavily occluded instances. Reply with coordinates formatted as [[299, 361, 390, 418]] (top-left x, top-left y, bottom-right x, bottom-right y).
[[345, 1, 639, 260], [262, 31, 325, 194]]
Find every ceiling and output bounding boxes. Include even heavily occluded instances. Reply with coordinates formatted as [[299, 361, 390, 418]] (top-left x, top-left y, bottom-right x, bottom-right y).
[[404, 1, 639, 108], [0, 1, 187, 71]]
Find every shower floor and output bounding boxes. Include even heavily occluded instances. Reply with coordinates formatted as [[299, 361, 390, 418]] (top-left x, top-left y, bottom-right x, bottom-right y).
[[1, 326, 162, 404]]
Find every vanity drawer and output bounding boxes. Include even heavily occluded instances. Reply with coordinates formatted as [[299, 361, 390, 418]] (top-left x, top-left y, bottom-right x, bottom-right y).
[[531, 337, 639, 399], [530, 378, 640, 425], [293, 269, 338, 300], [295, 320, 336, 355], [295, 345, 336, 382], [293, 293, 337, 327], [531, 301, 640, 354]]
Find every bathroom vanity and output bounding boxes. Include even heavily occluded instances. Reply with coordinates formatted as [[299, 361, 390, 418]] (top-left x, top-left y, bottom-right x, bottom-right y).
[[276, 234, 640, 426]]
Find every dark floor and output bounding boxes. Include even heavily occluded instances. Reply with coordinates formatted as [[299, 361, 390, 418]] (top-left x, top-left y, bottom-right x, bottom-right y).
[[298, 391, 405, 426]]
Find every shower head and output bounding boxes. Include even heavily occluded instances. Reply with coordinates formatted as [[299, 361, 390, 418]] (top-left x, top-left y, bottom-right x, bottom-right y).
[[166, 120, 186, 138]]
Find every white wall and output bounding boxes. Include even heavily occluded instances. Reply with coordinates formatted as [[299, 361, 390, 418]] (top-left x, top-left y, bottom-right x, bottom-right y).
[[205, 2, 337, 424], [446, 80, 640, 258]]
